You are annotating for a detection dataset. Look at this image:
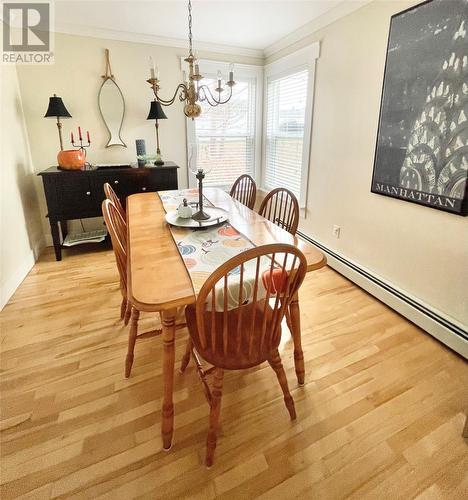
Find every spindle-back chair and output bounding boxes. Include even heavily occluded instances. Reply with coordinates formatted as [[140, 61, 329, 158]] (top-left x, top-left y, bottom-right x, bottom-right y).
[[102, 199, 162, 377], [258, 188, 302, 364], [258, 187, 299, 235], [229, 174, 257, 210], [183, 243, 307, 466], [104, 182, 125, 219], [102, 198, 128, 322]]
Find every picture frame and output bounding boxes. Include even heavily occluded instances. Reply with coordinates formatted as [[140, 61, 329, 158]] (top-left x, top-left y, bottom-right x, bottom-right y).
[[371, 0, 468, 215]]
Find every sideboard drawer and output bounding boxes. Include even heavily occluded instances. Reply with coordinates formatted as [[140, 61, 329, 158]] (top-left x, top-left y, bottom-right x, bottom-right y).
[[145, 168, 178, 192], [92, 173, 139, 202], [55, 176, 99, 217]]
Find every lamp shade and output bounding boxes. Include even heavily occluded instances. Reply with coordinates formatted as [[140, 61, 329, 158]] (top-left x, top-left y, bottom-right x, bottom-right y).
[[44, 95, 72, 118], [147, 99, 167, 120]]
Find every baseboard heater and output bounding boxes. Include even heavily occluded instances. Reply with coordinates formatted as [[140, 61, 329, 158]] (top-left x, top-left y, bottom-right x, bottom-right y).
[[297, 231, 468, 360]]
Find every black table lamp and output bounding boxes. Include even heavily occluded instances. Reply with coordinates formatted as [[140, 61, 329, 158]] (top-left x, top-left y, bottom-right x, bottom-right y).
[[147, 99, 167, 166], [44, 94, 72, 150]]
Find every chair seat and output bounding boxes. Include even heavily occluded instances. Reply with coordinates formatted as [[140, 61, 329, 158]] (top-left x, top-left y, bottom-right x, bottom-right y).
[[185, 300, 280, 370]]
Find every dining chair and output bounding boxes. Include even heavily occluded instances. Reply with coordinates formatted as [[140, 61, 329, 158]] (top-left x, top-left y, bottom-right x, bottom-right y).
[[104, 183, 128, 325], [181, 243, 307, 466], [102, 199, 162, 377], [258, 187, 299, 235], [258, 188, 302, 371], [104, 182, 126, 219], [230, 174, 257, 210]]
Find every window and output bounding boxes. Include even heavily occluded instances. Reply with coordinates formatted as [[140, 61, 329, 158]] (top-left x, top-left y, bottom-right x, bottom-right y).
[[264, 69, 309, 198], [184, 47, 319, 205], [186, 61, 262, 189], [262, 43, 320, 207]]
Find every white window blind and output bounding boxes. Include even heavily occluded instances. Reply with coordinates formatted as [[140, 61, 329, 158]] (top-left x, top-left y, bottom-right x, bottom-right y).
[[192, 77, 257, 188], [264, 69, 309, 199]]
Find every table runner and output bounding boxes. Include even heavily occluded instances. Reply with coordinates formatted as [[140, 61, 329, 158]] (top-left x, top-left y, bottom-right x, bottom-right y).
[[159, 189, 280, 310]]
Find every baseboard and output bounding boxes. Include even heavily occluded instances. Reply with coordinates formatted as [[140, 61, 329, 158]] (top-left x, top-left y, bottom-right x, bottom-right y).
[[297, 231, 468, 360], [0, 250, 36, 310]]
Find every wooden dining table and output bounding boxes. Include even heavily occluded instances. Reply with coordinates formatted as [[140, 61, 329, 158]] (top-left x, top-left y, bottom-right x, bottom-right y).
[[127, 188, 326, 450]]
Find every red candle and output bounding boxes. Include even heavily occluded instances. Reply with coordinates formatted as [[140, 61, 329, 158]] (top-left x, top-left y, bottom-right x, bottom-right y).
[[78, 126, 82, 140], [71, 131, 74, 143], [87, 131, 90, 143]]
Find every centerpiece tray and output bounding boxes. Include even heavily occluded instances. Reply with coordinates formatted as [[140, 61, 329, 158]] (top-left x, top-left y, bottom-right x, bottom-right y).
[[165, 207, 228, 228]]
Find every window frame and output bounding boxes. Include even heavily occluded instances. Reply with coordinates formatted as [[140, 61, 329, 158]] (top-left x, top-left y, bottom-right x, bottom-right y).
[[184, 59, 263, 189], [261, 43, 320, 210]]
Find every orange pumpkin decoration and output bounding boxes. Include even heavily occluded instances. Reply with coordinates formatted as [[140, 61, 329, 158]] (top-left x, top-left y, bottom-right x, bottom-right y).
[[218, 225, 239, 237], [57, 149, 86, 170]]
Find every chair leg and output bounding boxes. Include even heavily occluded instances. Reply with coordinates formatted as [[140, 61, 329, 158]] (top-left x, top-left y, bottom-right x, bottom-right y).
[[125, 308, 140, 378], [206, 367, 224, 467], [268, 349, 296, 420], [120, 297, 127, 321], [180, 338, 193, 373], [124, 301, 131, 326], [285, 306, 293, 333], [289, 293, 305, 385]]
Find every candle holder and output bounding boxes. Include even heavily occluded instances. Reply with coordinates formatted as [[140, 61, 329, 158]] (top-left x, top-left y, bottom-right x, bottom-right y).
[[192, 169, 211, 221], [71, 129, 91, 156]]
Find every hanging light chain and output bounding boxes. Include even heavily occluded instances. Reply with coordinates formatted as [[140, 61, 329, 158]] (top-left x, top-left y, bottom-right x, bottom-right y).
[[188, 0, 193, 56]]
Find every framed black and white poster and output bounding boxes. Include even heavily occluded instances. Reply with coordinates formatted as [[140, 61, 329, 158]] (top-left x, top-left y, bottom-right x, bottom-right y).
[[371, 0, 468, 215]]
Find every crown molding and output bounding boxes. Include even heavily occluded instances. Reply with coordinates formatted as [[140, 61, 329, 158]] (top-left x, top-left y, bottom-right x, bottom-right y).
[[52, 22, 264, 60], [53, 1, 376, 61], [264, 0, 375, 58]]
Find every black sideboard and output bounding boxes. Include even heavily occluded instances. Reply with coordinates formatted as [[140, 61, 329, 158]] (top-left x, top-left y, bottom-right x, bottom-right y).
[[38, 162, 179, 261]]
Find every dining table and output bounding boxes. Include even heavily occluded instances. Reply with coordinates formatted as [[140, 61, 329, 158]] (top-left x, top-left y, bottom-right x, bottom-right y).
[[126, 187, 327, 450]]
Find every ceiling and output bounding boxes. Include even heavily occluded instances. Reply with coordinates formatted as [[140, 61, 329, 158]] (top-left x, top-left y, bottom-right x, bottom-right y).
[[54, 0, 347, 55]]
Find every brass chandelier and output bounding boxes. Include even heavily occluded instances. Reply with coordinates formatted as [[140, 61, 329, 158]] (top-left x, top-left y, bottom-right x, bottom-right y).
[[146, 0, 236, 119]]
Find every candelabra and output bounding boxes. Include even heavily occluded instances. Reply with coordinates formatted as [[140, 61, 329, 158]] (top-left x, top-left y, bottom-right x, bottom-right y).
[[71, 127, 91, 156]]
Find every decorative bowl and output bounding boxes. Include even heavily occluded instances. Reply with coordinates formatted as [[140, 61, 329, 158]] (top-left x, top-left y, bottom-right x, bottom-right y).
[[57, 150, 86, 170]]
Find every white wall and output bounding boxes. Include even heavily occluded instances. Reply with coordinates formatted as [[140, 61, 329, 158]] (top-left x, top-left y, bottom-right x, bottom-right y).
[[0, 65, 45, 309], [267, 0, 468, 328], [16, 32, 262, 240]]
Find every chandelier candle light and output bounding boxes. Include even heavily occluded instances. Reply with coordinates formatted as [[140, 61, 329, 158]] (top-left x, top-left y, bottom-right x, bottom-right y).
[[146, 0, 236, 119]]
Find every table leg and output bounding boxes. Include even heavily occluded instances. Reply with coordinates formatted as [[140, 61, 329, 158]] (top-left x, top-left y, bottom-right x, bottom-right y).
[[161, 308, 177, 450], [289, 292, 305, 386]]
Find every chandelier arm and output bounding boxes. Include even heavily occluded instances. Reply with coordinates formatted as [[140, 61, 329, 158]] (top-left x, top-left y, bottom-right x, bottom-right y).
[[198, 86, 221, 107], [197, 85, 216, 105], [218, 85, 233, 105], [155, 83, 188, 106], [198, 84, 233, 106]]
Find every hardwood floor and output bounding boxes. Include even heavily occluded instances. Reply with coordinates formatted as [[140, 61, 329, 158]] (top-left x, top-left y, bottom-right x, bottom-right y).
[[1, 246, 467, 499]]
